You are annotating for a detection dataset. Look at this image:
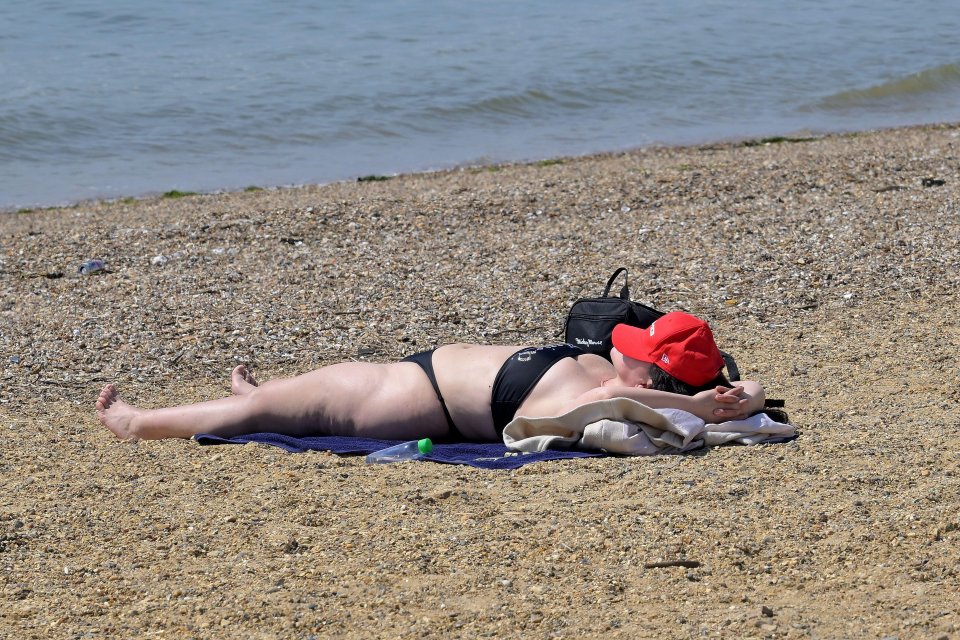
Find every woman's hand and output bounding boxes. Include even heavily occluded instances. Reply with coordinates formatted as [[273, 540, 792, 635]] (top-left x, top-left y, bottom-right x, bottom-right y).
[[692, 385, 751, 422]]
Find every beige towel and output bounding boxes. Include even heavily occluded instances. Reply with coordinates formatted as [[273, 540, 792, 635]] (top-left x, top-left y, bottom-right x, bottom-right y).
[[502, 398, 795, 455]]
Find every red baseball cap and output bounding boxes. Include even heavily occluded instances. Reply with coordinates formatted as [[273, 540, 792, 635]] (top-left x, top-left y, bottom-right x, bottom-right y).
[[611, 312, 725, 387]]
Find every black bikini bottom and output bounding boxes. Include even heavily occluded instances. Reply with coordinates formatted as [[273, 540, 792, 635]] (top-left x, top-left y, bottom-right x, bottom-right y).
[[490, 344, 584, 436], [402, 349, 461, 438]]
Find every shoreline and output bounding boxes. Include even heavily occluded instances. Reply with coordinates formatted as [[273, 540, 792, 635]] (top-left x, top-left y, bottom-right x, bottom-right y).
[[2, 121, 959, 638], [5, 120, 957, 216]]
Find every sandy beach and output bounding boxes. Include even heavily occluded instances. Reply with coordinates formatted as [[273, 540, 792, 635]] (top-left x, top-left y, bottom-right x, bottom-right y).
[[2, 123, 959, 639]]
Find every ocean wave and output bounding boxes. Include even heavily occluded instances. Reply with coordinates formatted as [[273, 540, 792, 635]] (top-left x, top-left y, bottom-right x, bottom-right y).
[[813, 63, 960, 110], [418, 89, 568, 124]]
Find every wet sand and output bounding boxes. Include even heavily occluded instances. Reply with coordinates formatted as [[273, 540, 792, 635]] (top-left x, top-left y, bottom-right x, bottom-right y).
[[1, 123, 959, 638]]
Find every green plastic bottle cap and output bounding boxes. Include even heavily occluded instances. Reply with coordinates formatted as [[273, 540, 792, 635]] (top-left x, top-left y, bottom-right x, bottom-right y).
[[417, 438, 433, 455]]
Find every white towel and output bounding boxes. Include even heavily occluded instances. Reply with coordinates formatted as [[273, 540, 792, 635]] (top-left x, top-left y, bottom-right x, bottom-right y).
[[502, 398, 795, 455]]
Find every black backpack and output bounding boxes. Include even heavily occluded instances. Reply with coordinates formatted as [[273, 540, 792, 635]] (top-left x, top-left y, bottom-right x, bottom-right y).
[[564, 267, 741, 381]]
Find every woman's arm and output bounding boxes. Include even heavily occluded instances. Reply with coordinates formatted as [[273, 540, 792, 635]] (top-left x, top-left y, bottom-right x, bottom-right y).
[[717, 380, 766, 418], [560, 380, 766, 423]]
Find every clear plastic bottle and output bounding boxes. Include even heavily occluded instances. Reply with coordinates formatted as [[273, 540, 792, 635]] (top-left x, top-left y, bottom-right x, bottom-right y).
[[365, 438, 433, 464], [78, 259, 106, 275]]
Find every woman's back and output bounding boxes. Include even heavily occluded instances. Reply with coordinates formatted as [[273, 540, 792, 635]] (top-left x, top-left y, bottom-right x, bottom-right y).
[[431, 343, 611, 440]]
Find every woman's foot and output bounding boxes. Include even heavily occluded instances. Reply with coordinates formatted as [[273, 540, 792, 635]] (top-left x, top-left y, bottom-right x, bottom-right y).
[[96, 384, 144, 440], [231, 365, 259, 395]]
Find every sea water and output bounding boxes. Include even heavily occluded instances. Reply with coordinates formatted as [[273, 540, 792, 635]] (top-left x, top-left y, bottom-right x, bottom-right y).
[[2, 0, 958, 210]]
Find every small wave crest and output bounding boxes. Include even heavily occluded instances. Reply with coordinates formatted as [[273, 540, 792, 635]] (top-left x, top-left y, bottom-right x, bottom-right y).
[[416, 86, 600, 129], [814, 63, 960, 110]]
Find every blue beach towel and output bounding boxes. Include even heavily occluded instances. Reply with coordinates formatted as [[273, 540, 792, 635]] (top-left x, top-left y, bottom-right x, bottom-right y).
[[193, 433, 603, 469]]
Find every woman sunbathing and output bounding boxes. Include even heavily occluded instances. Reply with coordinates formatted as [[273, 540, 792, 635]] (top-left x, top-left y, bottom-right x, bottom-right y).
[[96, 311, 767, 442]]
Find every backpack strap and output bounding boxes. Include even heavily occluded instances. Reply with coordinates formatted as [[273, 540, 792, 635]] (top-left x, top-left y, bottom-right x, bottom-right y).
[[602, 267, 630, 299], [720, 350, 740, 382]]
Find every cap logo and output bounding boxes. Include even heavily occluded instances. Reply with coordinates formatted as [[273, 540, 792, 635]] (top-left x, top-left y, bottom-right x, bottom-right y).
[[660, 353, 670, 364], [649, 323, 656, 336]]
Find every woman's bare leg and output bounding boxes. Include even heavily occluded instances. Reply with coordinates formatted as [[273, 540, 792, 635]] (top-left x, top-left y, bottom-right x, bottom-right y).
[[96, 383, 259, 440], [96, 362, 451, 441]]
